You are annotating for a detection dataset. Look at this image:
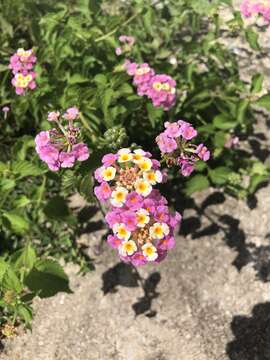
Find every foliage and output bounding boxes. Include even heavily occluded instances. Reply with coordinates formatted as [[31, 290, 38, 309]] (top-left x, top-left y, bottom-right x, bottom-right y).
[[0, 0, 270, 330]]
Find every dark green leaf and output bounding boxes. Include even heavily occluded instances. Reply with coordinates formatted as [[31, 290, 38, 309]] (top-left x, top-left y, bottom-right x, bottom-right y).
[[209, 166, 232, 185], [185, 175, 210, 195], [25, 259, 71, 298], [44, 196, 70, 219]]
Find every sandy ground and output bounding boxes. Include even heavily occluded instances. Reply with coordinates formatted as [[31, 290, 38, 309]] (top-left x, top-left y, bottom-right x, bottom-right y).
[[2, 1, 270, 359]]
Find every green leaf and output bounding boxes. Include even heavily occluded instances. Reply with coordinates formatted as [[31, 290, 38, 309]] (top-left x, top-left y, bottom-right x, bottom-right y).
[[214, 131, 226, 148], [101, 89, 115, 127], [13, 136, 35, 161], [248, 174, 269, 194], [25, 259, 71, 298], [3, 212, 30, 235], [0, 258, 9, 283], [2, 266, 23, 293], [0, 178, 15, 192], [17, 304, 33, 326], [0, 161, 9, 173], [12, 160, 45, 178], [11, 245, 36, 274], [213, 114, 236, 130], [251, 162, 268, 176], [194, 160, 207, 172], [44, 196, 70, 219], [79, 173, 95, 202], [68, 74, 88, 84], [236, 99, 249, 123], [143, 8, 153, 34], [251, 73, 264, 94], [209, 166, 232, 185], [94, 74, 107, 87], [255, 93, 270, 112], [185, 175, 210, 196], [146, 103, 163, 128], [14, 195, 31, 208], [245, 28, 260, 51]]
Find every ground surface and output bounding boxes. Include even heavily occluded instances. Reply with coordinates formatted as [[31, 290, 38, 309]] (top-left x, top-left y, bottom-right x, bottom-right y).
[[2, 184, 270, 360], [2, 1, 270, 359]]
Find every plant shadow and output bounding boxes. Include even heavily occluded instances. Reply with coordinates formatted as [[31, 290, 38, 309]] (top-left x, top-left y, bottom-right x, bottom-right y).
[[226, 302, 270, 360], [167, 186, 270, 283], [101, 262, 161, 317]]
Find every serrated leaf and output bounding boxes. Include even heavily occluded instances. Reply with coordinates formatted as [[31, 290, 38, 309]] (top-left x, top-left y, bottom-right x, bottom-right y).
[[0, 178, 15, 192], [185, 175, 210, 196], [209, 166, 232, 185], [3, 212, 30, 235], [11, 245, 36, 274], [12, 160, 45, 178], [25, 259, 71, 298], [255, 93, 270, 111], [2, 266, 23, 293]]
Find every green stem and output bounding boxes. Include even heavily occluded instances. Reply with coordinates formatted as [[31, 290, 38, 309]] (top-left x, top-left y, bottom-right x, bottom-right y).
[[95, 12, 141, 43]]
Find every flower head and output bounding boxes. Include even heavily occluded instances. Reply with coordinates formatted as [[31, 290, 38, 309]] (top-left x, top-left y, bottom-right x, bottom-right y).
[[156, 120, 210, 177], [35, 108, 89, 171], [147, 74, 176, 111], [9, 49, 37, 95], [63, 107, 79, 121], [115, 35, 135, 56], [104, 189, 181, 266], [48, 111, 60, 122], [94, 148, 162, 207], [240, 0, 270, 21]]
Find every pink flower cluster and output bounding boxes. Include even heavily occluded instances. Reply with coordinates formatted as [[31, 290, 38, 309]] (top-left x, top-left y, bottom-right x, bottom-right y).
[[94, 148, 181, 265], [124, 61, 176, 111], [94, 148, 163, 204], [115, 35, 135, 56], [106, 190, 181, 266], [240, 0, 270, 21], [156, 120, 210, 177], [9, 48, 37, 95], [35, 107, 89, 171]]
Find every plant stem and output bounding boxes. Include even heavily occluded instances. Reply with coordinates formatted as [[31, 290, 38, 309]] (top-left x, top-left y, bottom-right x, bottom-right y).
[[95, 12, 141, 43]]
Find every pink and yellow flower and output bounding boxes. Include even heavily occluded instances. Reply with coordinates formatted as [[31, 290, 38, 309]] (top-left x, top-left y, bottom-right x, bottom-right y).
[[156, 120, 210, 177], [35, 107, 89, 171], [104, 190, 181, 266]]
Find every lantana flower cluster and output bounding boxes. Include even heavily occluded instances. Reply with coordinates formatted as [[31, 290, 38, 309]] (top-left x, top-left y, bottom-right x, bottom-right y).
[[156, 120, 210, 177], [9, 48, 37, 95], [35, 107, 89, 171], [94, 148, 181, 265], [115, 35, 135, 56], [124, 60, 176, 111], [240, 0, 270, 21]]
